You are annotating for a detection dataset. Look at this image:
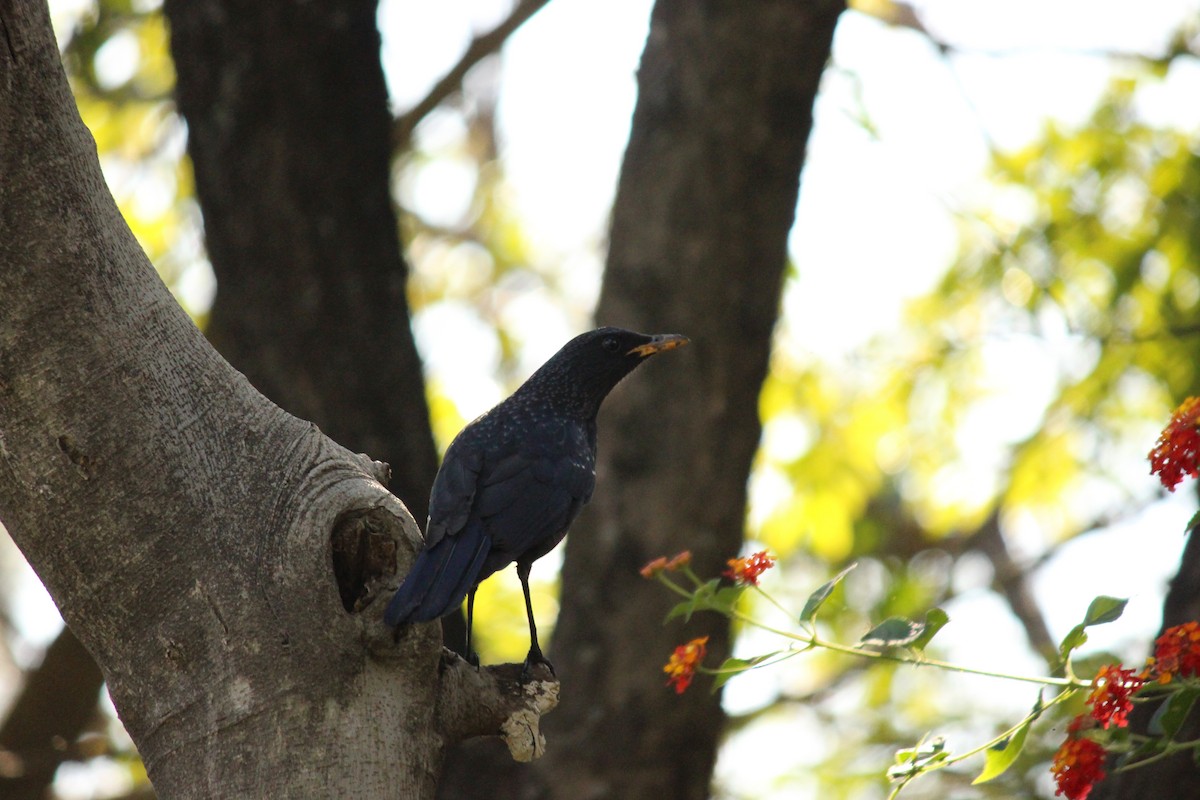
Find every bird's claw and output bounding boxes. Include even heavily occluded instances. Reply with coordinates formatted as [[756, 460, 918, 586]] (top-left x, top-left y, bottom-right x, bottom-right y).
[[520, 647, 555, 682]]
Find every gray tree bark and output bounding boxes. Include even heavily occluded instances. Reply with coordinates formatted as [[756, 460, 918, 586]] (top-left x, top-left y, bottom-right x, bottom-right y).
[[0, 1, 554, 797], [439, 1, 845, 798]]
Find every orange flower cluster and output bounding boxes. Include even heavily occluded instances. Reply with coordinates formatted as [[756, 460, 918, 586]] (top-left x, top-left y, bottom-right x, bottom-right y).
[[1149, 396, 1200, 491], [723, 550, 776, 586], [1087, 664, 1143, 729], [640, 550, 693, 579], [664, 636, 708, 694], [1146, 620, 1200, 684], [1052, 717, 1107, 800]]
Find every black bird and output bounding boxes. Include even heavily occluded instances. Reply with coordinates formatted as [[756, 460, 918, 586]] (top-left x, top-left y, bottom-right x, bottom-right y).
[[385, 327, 688, 671]]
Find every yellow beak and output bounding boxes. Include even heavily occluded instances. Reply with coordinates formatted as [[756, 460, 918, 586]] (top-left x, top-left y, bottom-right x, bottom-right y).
[[627, 334, 690, 358]]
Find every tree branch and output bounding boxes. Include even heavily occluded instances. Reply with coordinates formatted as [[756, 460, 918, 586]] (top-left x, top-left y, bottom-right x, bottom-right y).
[[391, 0, 552, 150], [968, 511, 1058, 664], [435, 653, 558, 762], [860, 1, 1195, 66]]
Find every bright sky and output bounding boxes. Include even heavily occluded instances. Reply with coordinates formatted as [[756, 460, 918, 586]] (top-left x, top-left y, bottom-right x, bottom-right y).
[[10, 1, 1200, 796]]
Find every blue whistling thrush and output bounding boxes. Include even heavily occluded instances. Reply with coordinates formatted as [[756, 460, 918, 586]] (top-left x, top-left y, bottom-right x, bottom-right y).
[[385, 327, 689, 672]]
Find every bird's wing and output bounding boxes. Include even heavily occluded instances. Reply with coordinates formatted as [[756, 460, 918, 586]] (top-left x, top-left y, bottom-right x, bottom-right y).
[[384, 518, 491, 625], [475, 420, 595, 566], [424, 439, 484, 548], [386, 437, 489, 624]]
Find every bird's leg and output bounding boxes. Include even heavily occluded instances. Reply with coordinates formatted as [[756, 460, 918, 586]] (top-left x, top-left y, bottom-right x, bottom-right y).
[[517, 562, 555, 679], [464, 588, 480, 667]]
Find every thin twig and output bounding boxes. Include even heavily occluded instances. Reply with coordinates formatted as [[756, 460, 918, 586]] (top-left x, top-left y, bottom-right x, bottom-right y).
[[392, 0, 553, 150], [968, 510, 1059, 665]]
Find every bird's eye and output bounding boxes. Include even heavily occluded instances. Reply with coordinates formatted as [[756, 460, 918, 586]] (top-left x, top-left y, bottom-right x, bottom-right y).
[[601, 337, 620, 352]]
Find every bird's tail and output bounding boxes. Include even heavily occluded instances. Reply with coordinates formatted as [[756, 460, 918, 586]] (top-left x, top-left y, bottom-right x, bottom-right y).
[[384, 525, 491, 626]]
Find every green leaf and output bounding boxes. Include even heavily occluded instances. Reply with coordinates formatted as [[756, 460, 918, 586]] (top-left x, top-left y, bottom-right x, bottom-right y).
[[1058, 624, 1088, 661], [1149, 687, 1200, 738], [861, 617, 924, 648], [710, 652, 780, 691], [1083, 596, 1128, 626], [887, 736, 948, 780], [973, 719, 1031, 784], [664, 579, 722, 624], [800, 563, 857, 623], [1058, 596, 1128, 663], [1029, 690, 1046, 720], [711, 585, 749, 614], [911, 608, 950, 652], [665, 598, 698, 624]]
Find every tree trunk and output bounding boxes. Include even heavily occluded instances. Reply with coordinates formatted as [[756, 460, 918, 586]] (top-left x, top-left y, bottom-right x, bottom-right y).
[[2, 4, 455, 794], [439, 1, 845, 798], [0, 2, 554, 797]]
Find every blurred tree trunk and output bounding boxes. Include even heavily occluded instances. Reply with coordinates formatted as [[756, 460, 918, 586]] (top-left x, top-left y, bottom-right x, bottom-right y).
[[163, 0, 438, 528], [0, 2, 553, 797], [0, 628, 104, 800], [439, 1, 845, 798]]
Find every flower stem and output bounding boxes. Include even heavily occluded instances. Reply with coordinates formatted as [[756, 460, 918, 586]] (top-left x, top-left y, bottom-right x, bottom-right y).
[[1114, 736, 1200, 773], [655, 573, 1088, 689], [729, 605, 1083, 688]]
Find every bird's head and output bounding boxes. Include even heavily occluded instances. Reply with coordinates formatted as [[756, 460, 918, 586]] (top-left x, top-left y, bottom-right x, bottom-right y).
[[520, 327, 689, 418]]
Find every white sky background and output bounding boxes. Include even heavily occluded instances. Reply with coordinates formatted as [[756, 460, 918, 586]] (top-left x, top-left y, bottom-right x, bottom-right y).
[[8, 0, 1200, 796]]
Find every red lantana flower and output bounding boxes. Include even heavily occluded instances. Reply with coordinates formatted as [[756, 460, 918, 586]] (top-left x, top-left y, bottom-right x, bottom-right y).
[[1146, 621, 1200, 684], [1051, 717, 1107, 800], [663, 636, 708, 694], [723, 550, 776, 586], [1087, 663, 1143, 729], [1149, 396, 1200, 491]]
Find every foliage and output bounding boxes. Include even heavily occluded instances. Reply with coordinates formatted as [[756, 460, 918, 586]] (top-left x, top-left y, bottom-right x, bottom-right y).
[[734, 51, 1200, 798], [647, 549, 1200, 799]]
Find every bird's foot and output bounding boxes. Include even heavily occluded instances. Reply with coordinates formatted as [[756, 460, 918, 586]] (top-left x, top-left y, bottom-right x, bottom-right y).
[[465, 648, 480, 668], [520, 646, 556, 682]]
